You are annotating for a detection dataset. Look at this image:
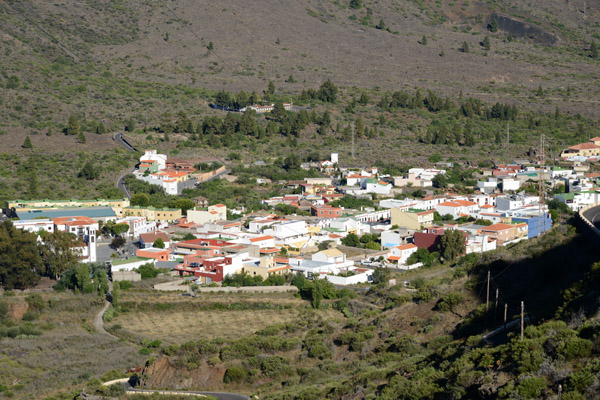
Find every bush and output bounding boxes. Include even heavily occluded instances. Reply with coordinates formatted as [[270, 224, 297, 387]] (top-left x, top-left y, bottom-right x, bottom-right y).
[[21, 311, 39, 321], [25, 293, 45, 312], [260, 356, 293, 378], [516, 377, 547, 399], [223, 365, 247, 383], [561, 338, 593, 360], [138, 263, 161, 279]]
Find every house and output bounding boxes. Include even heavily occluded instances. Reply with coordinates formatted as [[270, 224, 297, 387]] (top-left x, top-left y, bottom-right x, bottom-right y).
[[311, 205, 342, 218], [381, 228, 415, 248], [242, 256, 292, 279], [115, 216, 156, 238], [480, 223, 527, 246], [326, 217, 360, 235], [346, 174, 370, 187], [193, 196, 209, 208], [511, 214, 552, 239], [247, 235, 276, 248], [393, 168, 445, 188], [561, 141, 600, 158], [554, 191, 600, 212], [390, 208, 434, 230], [435, 200, 479, 219], [187, 204, 227, 225], [312, 248, 346, 264], [288, 257, 353, 277], [139, 231, 171, 249], [362, 178, 392, 194], [136, 248, 171, 261], [387, 243, 418, 265], [414, 226, 454, 252], [139, 150, 167, 170], [477, 179, 498, 194]]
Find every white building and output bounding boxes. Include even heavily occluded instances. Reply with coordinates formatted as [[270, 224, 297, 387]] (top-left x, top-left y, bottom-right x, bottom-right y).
[[435, 200, 479, 219], [312, 248, 347, 265], [387, 244, 418, 266], [187, 204, 227, 225], [53, 216, 99, 263], [115, 216, 156, 238], [264, 220, 308, 239], [13, 219, 54, 234], [140, 150, 167, 170]]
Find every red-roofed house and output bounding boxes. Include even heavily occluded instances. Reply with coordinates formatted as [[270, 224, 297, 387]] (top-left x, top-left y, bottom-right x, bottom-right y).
[[387, 244, 418, 265], [481, 223, 527, 246], [139, 231, 171, 249], [435, 200, 479, 219], [248, 235, 276, 248], [561, 140, 600, 158]]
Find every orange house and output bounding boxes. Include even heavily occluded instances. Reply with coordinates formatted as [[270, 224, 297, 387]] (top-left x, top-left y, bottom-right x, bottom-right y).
[[136, 248, 170, 261]]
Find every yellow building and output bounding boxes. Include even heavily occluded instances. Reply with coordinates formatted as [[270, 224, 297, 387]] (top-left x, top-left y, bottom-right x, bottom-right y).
[[123, 206, 182, 222], [390, 208, 434, 230], [242, 256, 292, 279], [6, 198, 130, 212]]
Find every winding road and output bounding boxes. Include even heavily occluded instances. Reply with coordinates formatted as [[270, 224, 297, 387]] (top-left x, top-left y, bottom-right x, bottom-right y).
[[124, 382, 250, 400], [582, 205, 600, 229], [113, 132, 138, 152]]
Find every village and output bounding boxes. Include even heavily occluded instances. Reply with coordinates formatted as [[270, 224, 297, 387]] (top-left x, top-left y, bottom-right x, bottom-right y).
[[4, 145, 597, 290]]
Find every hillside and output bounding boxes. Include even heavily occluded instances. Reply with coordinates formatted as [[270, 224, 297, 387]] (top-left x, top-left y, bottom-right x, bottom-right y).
[[1, 0, 599, 141]]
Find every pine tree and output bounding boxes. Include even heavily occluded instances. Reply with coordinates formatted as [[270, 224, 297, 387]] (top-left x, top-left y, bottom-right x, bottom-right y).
[[23, 136, 33, 149], [76, 132, 86, 144], [67, 115, 80, 135], [421, 35, 428, 45], [591, 41, 599, 59], [482, 36, 491, 51], [489, 18, 498, 32], [459, 41, 469, 53], [359, 91, 369, 105], [355, 117, 364, 137]]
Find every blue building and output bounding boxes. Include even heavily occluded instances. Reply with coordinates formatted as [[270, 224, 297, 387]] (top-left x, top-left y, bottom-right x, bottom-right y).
[[511, 214, 552, 239]]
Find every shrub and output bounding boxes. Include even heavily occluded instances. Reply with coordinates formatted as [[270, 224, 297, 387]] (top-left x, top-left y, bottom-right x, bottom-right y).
[[260, 356, 293, 378], [223, 365, 247, 383], [25, 293, 45, 312], [21, 311, 39, 321], [561, 338, 593, 360], [516, 377, 547, 399]]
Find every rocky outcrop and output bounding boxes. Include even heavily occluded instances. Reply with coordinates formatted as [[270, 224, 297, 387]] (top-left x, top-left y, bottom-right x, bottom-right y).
[[138, 357, 226, 390], [490, 13, 558, 46]]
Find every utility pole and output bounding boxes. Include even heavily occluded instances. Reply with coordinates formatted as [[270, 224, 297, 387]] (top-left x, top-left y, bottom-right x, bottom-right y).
[[504, 303, 508, 330], [538, 134, 546, 236], [520, 301, 525, 342], [486, 270, 491, 312], [494, 288, 499, 322], [506, 122, 510, 145]]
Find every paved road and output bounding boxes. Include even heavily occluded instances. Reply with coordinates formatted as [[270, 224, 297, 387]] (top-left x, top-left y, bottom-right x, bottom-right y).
[[124, 382, 250, 400], [115, 170, 132, 199], [582, 205, 600, 229], [113, 132, 138, 152]]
